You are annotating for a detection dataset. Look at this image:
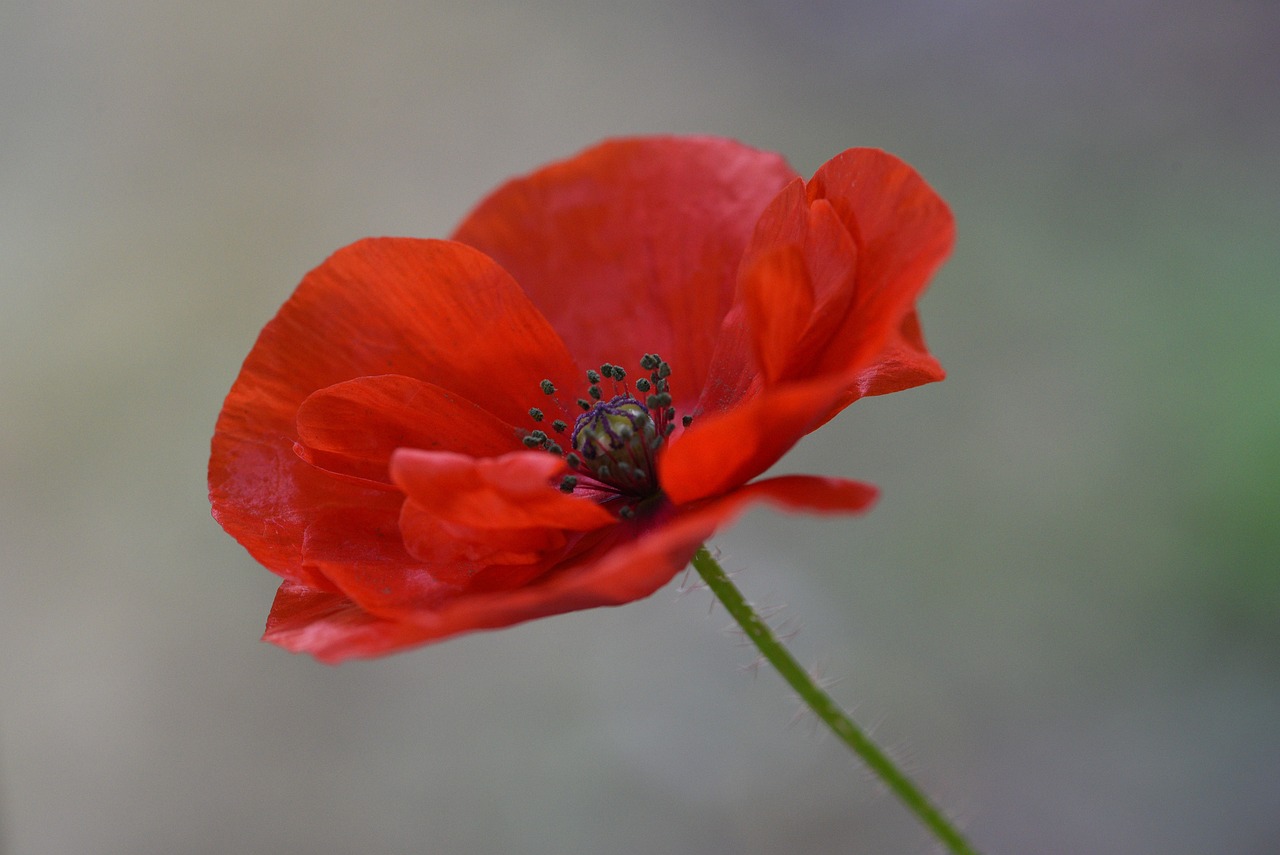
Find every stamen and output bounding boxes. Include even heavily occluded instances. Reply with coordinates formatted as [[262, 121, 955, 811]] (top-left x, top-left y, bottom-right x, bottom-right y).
[[525, 352, 687, 515]]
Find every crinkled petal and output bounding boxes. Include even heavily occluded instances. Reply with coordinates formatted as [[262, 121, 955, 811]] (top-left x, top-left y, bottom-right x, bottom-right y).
[[391, 449, 617, 532], [702, 148, 950, 409], [660, 376, 854, 505], [294, 374, 521, 485], [804, 148, 954, 379], [210, 238, 577, 584], [263, 582, 449, 663], [265, 475, 876, 663], [812, 309, 946, 428], [743, 245, 814, 384], [451, 136, 798, 409]]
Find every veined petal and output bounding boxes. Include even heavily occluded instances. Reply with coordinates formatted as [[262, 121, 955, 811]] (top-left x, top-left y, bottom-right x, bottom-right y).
[[263, 582, 449, 664], [210, 238, 577, 584], [805, 148, 954, 378], [702, 148, 949, 419], [743, 245, 814, 384], [294, 374, 521, 485], [812, 309, 946, 429], [391, 449, 617, 532], [451, 136, 798, 409], [660, 376, 852, 505], [265, 475, 876, 663]]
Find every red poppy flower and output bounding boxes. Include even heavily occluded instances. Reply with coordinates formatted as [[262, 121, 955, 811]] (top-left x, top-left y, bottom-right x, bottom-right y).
[[209, 136, 953, 663]]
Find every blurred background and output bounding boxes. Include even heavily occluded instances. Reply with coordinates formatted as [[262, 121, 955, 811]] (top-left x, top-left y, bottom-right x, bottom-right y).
[[2, 1, 1277, 853]]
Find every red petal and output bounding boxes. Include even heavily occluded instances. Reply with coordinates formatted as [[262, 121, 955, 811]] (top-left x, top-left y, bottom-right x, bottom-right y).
[[733, 187, 861, 388], [294, 374, 521, 484], [743, 245, 814, 383], [451, 136, 798, 408], [263, 582, 448, 664], [265, 475, 876, 663], [812, 309, 946, 428], [701, 149, 948, 418], [660, 376, 852, 505], [391, 449, 616, 532], [805, 148, 954, 377], [210, 238, 578, 585]]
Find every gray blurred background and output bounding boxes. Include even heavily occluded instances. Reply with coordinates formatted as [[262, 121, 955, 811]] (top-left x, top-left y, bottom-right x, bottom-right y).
[[2, 1, 1277, 853]]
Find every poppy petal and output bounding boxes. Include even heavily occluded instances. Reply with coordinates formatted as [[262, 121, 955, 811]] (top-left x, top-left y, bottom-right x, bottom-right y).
[[390, 449, 617, 533], [210, 238, 579, 583], [742, 245, 814, 384], [263, 582, 448, 663], [451, 136, 798, 408], [735, 192, 861, 387], [540, 473, 878, 605], [660, 375, 852, 505], [812, 309, 946, 428], [267, 475, 876, 663], [805, 148, 954, 378], [295, 374, 521, 484]]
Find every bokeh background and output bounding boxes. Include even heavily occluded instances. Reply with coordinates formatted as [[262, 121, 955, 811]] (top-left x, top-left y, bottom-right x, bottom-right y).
[[3, 1, 1277, 853]]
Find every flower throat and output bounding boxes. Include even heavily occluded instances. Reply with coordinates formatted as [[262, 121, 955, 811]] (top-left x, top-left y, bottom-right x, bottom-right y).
[[524, 353, 692, 516]]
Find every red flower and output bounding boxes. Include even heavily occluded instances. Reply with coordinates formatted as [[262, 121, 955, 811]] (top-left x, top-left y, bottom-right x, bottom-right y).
[[209, 136, 953, 663]]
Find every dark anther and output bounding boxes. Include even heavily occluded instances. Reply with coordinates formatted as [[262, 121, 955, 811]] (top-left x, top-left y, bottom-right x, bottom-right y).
[[619, 506, 636, 519], [529, 407, 544, 422], [635, 377, 650, 392], [577, 398, 591, 411], [552, 419, 567, 433], [566, 452, 581, 468], [600, 363, 615, 379], [559, 475, 578, 493], [588, 385, 602, 400], [546, 442, 563, 456], [640, 354, 658, 370], [540, 380, 556, 395], [682, 414, 694, 427], [522, 435, 542, 448], [612, 366, 626, 381], [657, 361, 671, 379], [586, 369, 601, 384]]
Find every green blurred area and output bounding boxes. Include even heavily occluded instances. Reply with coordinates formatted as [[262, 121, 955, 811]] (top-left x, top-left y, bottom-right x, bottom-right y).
[[2, 2, 1276, 853]]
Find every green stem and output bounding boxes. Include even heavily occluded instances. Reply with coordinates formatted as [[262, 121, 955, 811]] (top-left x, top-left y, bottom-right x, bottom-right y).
[[690, 545, 980, 855]]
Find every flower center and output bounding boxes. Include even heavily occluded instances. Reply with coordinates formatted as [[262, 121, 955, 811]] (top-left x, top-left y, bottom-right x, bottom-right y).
[[571, 395, 659, 497], [524, 353, 693, 517]]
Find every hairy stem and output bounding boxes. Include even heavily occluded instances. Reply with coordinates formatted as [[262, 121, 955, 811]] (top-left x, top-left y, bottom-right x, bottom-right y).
[[690, 545, 980, 855]]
